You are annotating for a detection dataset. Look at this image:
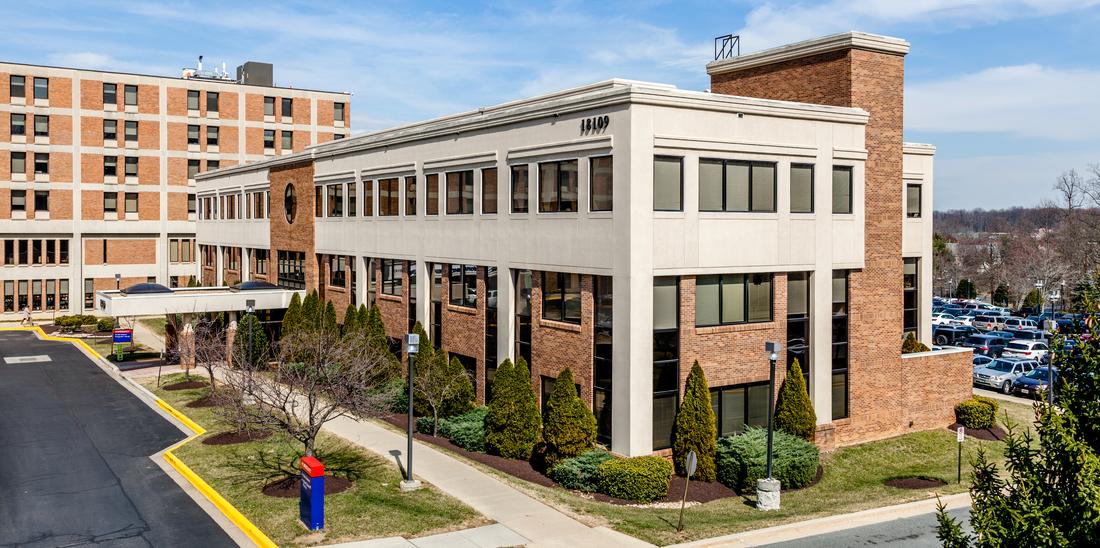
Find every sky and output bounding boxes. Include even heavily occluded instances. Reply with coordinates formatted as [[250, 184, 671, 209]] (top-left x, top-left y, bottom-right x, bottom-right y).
[[4, 0, 1099, 211]]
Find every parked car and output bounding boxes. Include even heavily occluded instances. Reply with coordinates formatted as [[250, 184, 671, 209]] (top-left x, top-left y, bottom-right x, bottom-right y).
[[1002, 317, 1039, 330], [986, 330, 1018, 341], [973, 315, 1006, 331], [932, 313, 956, 326], [1002, 340, 1050, 362], [952, 311, 980, 327], [972, 354, 994, 369], [973, 357, 1040, 393], [934, 325, 979, 346], [961, 334, 1010, 357], [1004, 328, 1047, 343], [1011, 367, 1059, 399]]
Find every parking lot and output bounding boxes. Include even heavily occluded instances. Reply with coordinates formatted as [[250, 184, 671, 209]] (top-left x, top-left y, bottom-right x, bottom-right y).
[[0, 330, 232, 547]]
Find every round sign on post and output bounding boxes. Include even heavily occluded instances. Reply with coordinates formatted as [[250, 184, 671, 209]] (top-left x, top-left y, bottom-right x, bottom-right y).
[[685, 450, 698, 478], [677, 450, 699, 532]]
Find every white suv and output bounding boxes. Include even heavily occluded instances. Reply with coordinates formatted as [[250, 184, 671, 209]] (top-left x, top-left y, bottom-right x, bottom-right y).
[[1003, 317, 1039, 330], [1002, 340, 1049, 362]]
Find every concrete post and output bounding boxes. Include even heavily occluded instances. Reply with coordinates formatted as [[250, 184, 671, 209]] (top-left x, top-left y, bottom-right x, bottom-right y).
[[496, 263, 515, 364]]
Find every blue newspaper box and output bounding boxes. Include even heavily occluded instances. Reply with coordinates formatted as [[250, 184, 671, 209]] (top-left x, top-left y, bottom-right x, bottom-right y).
[[300, 456, 324, 530]]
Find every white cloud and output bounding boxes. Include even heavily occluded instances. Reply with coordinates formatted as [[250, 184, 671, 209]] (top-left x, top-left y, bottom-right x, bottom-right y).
[[907, 64, 1100, 140]]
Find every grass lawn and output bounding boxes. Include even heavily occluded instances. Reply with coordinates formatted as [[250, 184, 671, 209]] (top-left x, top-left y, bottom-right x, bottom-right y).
[[393, 398, 1038, 546], [147, 373, 487, 547], [138, 316, 168, 336]]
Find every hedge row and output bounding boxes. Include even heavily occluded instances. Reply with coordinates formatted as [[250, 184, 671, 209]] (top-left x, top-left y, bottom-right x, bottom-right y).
[[595, 456, 674, 503]]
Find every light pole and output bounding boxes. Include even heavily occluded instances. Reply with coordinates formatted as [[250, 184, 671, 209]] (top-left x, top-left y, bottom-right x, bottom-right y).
[[1035, 280, 1044, 323], [757, 341, 782, 511], [115, 273, 121, 290], [401, 332, 421, 492], [246, 300, 255, 369]]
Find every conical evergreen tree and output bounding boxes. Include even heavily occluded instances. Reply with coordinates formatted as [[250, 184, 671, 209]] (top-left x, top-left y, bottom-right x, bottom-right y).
[[231, 313, 269, 371], [671, 361, 717, 481], [442, 355, 476, 418], [485, 357, 542, 459], [341, 303, 359, 336], [322, 300, 338, 334], [542, 368, 596, 469], [357, 303, 370, 334], [774, 358, 817, 441], [365, 303, 388, 353], [282, 292, 302, 336], [301, 291, 321, 331]]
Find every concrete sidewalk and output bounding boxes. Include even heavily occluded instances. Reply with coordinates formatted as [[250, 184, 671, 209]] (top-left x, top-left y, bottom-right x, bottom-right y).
[[131, 317, 166, 352], [324, 415, 651, 548]]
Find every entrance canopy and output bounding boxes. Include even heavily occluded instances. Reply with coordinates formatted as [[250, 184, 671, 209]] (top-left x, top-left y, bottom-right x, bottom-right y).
[[95, 284, 303, 317]]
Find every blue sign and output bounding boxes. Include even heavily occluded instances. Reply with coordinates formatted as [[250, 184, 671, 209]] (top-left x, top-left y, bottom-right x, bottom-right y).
[[112, 329, 132, 344], [300, 457, 324, 530]]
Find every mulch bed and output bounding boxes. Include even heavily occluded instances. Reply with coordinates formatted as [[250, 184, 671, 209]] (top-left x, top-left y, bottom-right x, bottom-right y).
[[947, 422, 1007, 441], [186, 394, 230, 408], [202, 430, 273, 446], [381, 413, 742, 505], [885, 476, 948, 489], [261, 475, 352, 498], [162, 380, 209, 391]]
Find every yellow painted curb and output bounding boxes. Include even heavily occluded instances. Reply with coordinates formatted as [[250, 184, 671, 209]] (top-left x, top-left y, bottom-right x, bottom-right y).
[[1, 326, 277, 548]]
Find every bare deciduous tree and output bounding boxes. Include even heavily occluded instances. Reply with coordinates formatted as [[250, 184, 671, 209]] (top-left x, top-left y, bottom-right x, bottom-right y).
[[220, 328, 397, 456], [413, 352, 474, 436], [192, 315, 228, 392]]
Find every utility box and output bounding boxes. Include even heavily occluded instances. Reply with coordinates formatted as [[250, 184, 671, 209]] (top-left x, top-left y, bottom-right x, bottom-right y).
[[236, 61, 273, 86], [299, 456, 324, 530]]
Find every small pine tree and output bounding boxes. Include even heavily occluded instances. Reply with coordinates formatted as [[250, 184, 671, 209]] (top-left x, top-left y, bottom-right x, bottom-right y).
[[231, 313, 269, 370], [671, 361, 717, 481], [322, 300, 338, 334], [542, 368, 597, 469], [441, 355, 475, 418], [774, 358, 816, 441], [366, 304, 386, 342], [282, 293, 302, 335], [357, 303, 370, 334], [341, 303, 359, 336], [302, 291, 321, 330], [902, 332, 931, 354], [485, 357, 542, 459]]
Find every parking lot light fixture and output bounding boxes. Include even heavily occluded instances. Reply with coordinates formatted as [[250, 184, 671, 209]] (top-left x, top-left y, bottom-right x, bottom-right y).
[[758, 341, 782, 511], [401, 332, 422, 492]]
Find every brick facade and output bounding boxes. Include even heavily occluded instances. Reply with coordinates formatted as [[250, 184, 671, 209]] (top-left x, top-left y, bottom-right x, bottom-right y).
[[529, 272, 596, 410]]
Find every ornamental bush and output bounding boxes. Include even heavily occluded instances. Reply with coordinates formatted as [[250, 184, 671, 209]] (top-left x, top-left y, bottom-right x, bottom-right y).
[[549, 449, 614, 492], [672, 361, 717, 481], [96, 318, 115, 332], [596, 456, 673, 503], [955, 397, 995, 430], [341, 303, 359, 336], [485, 357, 542, 459], [231, 313, 269, 370], [439, 407, 488, 452], [542, 368, 597, 469], [716, 427, 820, 491], [774, 359, 816, 441], [281, 292, 302, 335], [902, 332, 931, 354]]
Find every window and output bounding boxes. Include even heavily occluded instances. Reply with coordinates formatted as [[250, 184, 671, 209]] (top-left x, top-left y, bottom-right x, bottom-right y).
[[710, 383, 771, 437], [593, 276, 613, 443], [187, 159, 200, 180], [329, 255, 347, 287], [787, 272, 811, 380], [124, 84, 137, 106], [3, 280, 11, 311], [906, 184, 922, 218], [277, 251, 305, 290], [32, 240, 42, 263], [791, 164, 814, 213], [538, 160, 578, 213], [60, 240, 69, 264], [253, 248, 268, 274], [653, 276, 679, 450], [382, 259, 403, 296], [34, 190, 49, 212], [589, 156, 613, 211], [18, 240, 28, 263], [511, 165, 529, 213], [11, 151, 26, 174], [169, 239, 180, 262], [187, 124, 200, 145], [2, 240, 10, 264], [832, 270, 850, 420], [124, 120, 138, 142], [207, 160, 219, 170], [405, 176, 417, 216], [699, 159, 776, 212], [904, 258, 919, 336], [347, 182, 357, 217], [34, 153, 49, 174], [695, 273, 773, 327], [281, 97, 293, 117], [33, 77, 48, 100], [83, 278, 94, 309], [653, 156, 682, 211], [446, 171, 474, 214], [206, 91, 219, 112], [334, 102, 345, 122], [482, 167, 497, 214], [11, 190, 25, 211], [10, 75, 25, 98], [10, 113, 25, 135], [33, 115, 48, 137], [327, 184, 343, 217], [832, 166, 853, 214], [263, 96, 275, 116], [103, 156, 117, 177], [124, 156, 138, 177], [379, 178, 399, 216], [187, 90, 200, 110], [104, 119, 117, 141], [449, 264, 477, 308], [207, 126, 219, 146], [281, 130, 292, 150], [362, 180, 374, 216], [103, 83, 117, 105], [189, 194, 197, 215], [542, 271, 581, 324], [426, 174, 439, 215], [125, 192, 138, 214], [59, 279, 68, 309], [263, 129, 275, 149], [46, 240, 56, 264], [103, 192, 118, 213]]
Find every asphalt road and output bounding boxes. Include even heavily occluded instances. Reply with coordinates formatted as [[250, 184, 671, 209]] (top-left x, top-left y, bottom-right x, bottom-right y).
[[0, 330, 234, 547], [764, 507, 971, 547]]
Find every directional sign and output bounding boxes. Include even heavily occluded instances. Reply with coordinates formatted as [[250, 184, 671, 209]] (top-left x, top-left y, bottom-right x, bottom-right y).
[[112, 329, 133, 344], [957, 426, 965, 443]]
